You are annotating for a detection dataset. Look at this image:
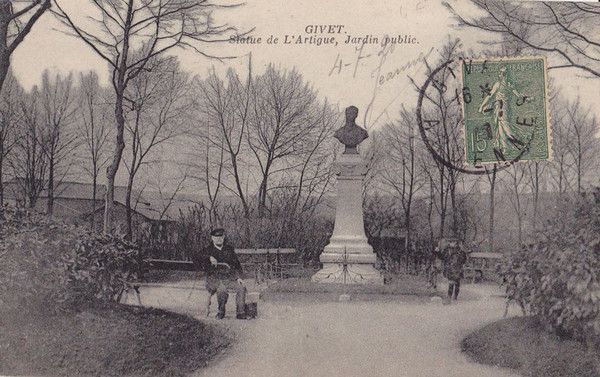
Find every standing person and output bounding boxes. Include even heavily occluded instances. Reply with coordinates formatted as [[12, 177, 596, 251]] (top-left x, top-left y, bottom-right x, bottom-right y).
[[443, 239, 467, 303], [192, 228, 247, 319]]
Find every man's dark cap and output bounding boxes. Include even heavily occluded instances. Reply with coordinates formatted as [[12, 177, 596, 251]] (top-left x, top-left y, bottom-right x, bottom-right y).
[[210, 228, 225, 237]]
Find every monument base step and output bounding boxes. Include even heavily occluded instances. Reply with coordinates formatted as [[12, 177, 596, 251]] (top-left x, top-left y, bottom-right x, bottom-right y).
[[311, 263, 383, 285]]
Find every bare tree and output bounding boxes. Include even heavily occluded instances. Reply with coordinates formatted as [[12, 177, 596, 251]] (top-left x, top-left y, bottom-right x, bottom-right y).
[[196, 115, 226, 227], [192, 66, 253, 223], [363, 192, 398, 239], [484, 166, 498, 253], [563, 97, 599, 193], [11, 86, 47, 207], [545, 96, 599, 195], [269, 100, 338, 247], [144, 162, 189, 222], [193, 62, 337, 244], [0, 71, 20, 205], [155, 175, 187, 223], [446, 1, 600, 78], [53, 0, 241, 233], [0, 0, 51, 91], [377, 106, 425, 248], [248, 65, 320, 217], [78, 71, 112, 227], [276, 100, 338, 218], [525, 160, 546, 231], [504, 164, 528, 245], [411, 38, 465, 238], [547, 101, 573, 194], [39, 70, 78, 217], [122, 55, 190, 240]]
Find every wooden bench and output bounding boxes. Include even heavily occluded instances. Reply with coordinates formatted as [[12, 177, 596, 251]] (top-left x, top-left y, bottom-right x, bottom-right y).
[[142, 248, 298, 281], [123, 251, 298, 316], [464, 252, 503, 283], [124, 259, 260, 317]]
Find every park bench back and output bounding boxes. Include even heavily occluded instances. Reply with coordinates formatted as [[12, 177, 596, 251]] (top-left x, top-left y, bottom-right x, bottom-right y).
[[144, 248, 298, 273], [235, 248, 296, 264], [235, 249, 298, 279], [464, 252, 503, 282]]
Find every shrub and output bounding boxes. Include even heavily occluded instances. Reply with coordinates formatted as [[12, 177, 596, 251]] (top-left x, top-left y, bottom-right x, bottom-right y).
[[66, 232, 141, 304], [169, 202, 332, 264], [500, 190, 600, 348], [0, 206, 141, 316]]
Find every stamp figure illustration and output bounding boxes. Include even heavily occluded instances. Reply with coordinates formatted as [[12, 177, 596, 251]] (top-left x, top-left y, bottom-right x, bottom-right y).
[[462, 57, 551, 165]]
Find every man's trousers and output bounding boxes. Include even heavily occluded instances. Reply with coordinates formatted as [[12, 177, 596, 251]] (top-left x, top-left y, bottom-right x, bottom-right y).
[[206, 276, 247, 316]]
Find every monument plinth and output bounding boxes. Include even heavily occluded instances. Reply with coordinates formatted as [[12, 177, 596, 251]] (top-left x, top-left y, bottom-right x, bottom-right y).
[[312, 106, 383, 285]]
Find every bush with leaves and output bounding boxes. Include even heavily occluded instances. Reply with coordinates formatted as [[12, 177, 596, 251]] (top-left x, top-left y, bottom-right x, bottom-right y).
[[500, 190, 600, 348], [0, 206, 140, 317]]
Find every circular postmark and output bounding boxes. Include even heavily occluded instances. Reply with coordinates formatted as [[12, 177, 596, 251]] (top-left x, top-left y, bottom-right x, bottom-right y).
[[416, 57, 549, 175]]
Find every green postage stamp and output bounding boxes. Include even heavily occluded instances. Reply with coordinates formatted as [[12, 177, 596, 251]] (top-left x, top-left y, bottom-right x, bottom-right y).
[[461, 57, 551, 165]]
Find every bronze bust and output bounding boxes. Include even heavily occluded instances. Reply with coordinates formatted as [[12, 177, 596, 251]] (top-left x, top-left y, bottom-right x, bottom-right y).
[[334, 106, 368, 154]]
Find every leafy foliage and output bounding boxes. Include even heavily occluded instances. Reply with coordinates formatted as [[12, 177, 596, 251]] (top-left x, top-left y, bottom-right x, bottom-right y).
[[0, 206, 140, 316], [500, 189, 600, 348]]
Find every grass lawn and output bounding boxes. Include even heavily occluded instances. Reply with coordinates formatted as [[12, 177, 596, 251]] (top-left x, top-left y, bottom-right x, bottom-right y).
[[0, 303, 231, 377], [262, 273, 442, 302], [462, 316, 600, 377]]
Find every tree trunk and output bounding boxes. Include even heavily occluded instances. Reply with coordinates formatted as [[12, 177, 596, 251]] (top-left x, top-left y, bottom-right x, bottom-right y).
[[91, 172, 97, 229], [449, 175, 457, 236], [229, 154, 251, 242], [125, 172, 134, 241], [532, 162, 539, 230], [404, 210, 411, 251], [488, 166, 497, 253], [517, 215, 522, 245], [439, 168, 446, 238], [103, 0, 132, 235], [28, 186, 37, 208], [257, 156, 274, 218], [103, 93, 126, 234], [0, 52, 7, 208], [0, 147, 4, 207], [47, 156, 54, 217], [0, 54, 9, 94], [427, 177, 434, 244], [577, 148, 582, 194], [258, 178, 267, 217]]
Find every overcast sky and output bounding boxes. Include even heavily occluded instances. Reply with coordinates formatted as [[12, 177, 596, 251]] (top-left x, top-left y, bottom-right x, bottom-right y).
[[13, 0, 597, 124], [10, 0, 598, 189]]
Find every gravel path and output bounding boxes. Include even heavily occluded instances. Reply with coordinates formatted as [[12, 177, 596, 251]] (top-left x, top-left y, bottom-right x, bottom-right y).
[[127, 282, 520, 377]]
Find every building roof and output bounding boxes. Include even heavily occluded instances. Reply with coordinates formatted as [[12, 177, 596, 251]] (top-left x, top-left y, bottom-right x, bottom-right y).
[[51, 181, 131, 203], [4, 180, 132, 203], [5, 179, 201, 222]]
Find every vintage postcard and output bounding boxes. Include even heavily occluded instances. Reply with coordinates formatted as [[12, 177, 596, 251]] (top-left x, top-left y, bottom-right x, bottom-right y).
[[1, 0, 599, 376]]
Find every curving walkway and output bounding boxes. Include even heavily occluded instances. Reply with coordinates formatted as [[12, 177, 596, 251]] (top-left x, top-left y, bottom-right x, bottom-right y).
[[127, 283, 520, 377]]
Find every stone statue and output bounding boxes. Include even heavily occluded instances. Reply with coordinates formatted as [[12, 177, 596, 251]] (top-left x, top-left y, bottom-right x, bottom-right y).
[[334, 106, 368, 154]]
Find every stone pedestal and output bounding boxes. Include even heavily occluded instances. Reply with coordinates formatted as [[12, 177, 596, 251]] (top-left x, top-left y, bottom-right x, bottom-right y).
[[312, 153, 383, 285]]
